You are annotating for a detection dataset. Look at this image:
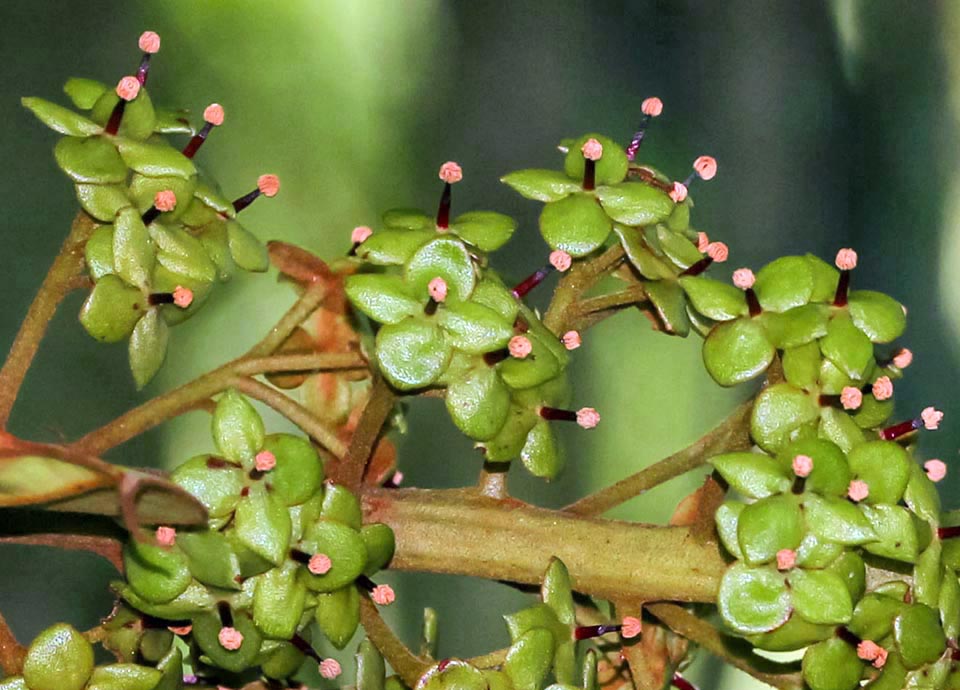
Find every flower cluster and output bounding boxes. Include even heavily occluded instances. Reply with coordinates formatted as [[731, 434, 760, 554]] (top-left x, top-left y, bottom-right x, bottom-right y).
[[22, 32, 275, 387]]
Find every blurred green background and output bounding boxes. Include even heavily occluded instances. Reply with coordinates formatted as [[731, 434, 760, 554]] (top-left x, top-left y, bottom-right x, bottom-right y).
[[2, 2, 959, 688]]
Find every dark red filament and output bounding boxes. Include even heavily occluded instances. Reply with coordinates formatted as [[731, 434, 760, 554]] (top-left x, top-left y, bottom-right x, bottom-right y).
[[834, 270, 851, 307], [148, 292, 175, 306], [573, 624, 622, 640], [583, 159, 596, 191], [626, 115, 652, 161], [835, 626, 862, 648], [681, 257, 714, 277], [141, 206, 162, 226], [938, 526, 960, 540], [791, 476, 806, 495], [217, 601, 234, 628], [291, 634, 323, 663], [671, 674, 699, 690], [182, 122, 213, 159], [483, 349, 510, 367], [248, 468, 266, 481], [879, 418, 921, 441], [746, 288, 762, 317], [206, 458, 233, 469], [437, 659, 452, 672], [136, 54, 152, 86], [356, 574, 377, 593], [104, 101, 127, 136], [436, 183, 452, 229], [512, 266, 551, 299], [289, 549, 312, 565], [539, 406, 577, 423], [233, 188, 262, 214]]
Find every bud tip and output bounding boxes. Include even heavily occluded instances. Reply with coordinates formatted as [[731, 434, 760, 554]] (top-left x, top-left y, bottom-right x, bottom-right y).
[[581, 138, 603, 161], [203, 103, 225, 126], [641, 97, 663, 117], [549, 250, 573, 272], [732, 268, 755, 290], [561, 330, 582, 350], [835, 248, 858, 271], [138, 31, 161, 54], [576, 407, 600, 429], [438, 161, 463, 184], [257, 174, 280, 197], [254, 450, 276, 472], [155, 525, 176, 547], [308, 553, 333, 575], [116, 76, 141, 102], [508, 335, 533, 359]]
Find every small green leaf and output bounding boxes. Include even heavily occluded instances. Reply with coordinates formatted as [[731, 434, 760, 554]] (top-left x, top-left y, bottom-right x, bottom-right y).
[[192, 610, 262, 673], [471, 277, 520, 322], [22, 97, 102, 136], [234, 487, 292, 566], [614, 225, 675, 280], [375, 319, 451, 390], [361, 523, 395, 576], [539, 193, 612, 257], [849, 592, 907, 642], [123, 540, 191, 604], [895, 604, 947, 669], [645, 280, 692, 336], [405, 237, 476, 301], [300, 518, 367, 592], [751, 383, 820, 453], [795, 532, 843, 568], [656, 226, 702, 269], [76, 184, 132, 223], [851, 393, 893, 429], [596, 182, 674, 227], [718, 563, 790, 634], [23, 624, 94, 690], [86, 664, 162, 690], [790, 569, 853, 625], [63, 78, 108, 109], [315, 584, 360, 649], [383, 208, 432, 230], [914, 542, 942, 608], [715, 501, 744, 559], [226, 221, 269, 272], [499, 333, 561, 389], [710, 451, 790, 499], [761, 303, 830, 348], [212, 389, 265, 467], [803, 494, 876, 545], [253, 560, 307, 639], [520, 420, 562, 479], [128, 310, 168, 389], [737, 495, 803, 565], [904, 461, 941, 523], [79, 275, 145, 343], [861, 504, 920, 563], [777, 438, 850, 497], [781, 342, 821, 388], [679, 276, 747, 321], [820, 315, 874, 380], [817, 407, 865, 454], [753, 256, 814, 312], [747, 616, 832, 653], [846, 441, 910, 505], [170, 455, 243, 518], [113, 207, 154, 289], [55, 136, 127, 184], [563, 133, 628, 186], [346, 274, 420, 325], [478, 404, 538, 461], [505, 628, 554, 690], [939, 566, 960, 638], [262, 433, 323, 506], [153, 109, 194, 135], [451, 211, 517, 252], [356, 639, 386, 690], [541, 558, 575, 625], [118, 140, 197, 180], [115, 580, 214, 620], [439, 301, 513, 354], [445, 363, 511, 441], [805, 254, 840, 302], [818, 358, 853, 395], [703, 318, 775, 387], [801, 638, 862, 690], [847, 290, 906, 343], [321, 483, 363, 530], [417, 660, 488, 690], [176, 529, 241, 590], [84, 225, 116, 280], [356, 229, 434, 266], [501, 169, 580, 202]]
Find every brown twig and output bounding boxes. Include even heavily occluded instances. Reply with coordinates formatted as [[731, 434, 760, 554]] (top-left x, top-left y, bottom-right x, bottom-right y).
[[0, 212, 96, 427], [543, 244, 626, 334], [563, 398, 753, 517], [336, 377, 396, 490], [359, 595, 431, 686], [0, 610, 25, 676]]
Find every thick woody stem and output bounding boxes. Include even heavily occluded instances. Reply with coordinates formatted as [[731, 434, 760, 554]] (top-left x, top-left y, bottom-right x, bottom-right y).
[[0, 212, 96, 427]]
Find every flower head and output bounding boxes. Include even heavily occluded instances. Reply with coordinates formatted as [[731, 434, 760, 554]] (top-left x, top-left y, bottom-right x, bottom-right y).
[[581, 138, 604, 161], [925, 459, 947, 482], [792, 455, 813, 478], [840, 386, 863, 410], [706, 242, 728, 262], [428, 277, 448, 303], [549, 250, 572, 272], [693, 155, 717, 180], [218, 627, 243, 650], [351, 226, 373, 244], [509, 335, 533, 359], [848, 480, 869, 502], [872, 376, 893, 401], [308, 553, 333, 575], [732, 268, 755, 290], [438, 161, 463, 184], [154, 190, 177, 212], [116, 76, 141, 102], [172, 286, 194, 309], [892, 348, 913, 369], [561, 330, 582, 350], [835, 248, 858, 271], [775, 549, 796, 571], [921, 406, 944, 430], [257, 174, 280, 197], [371, 584, 396, 606], [576, 407, 600, 429], [138, 31, 161, 54], [254, 450, 276, 472], [319, 659, 342, 679], [621, 616, 642, 639], [155, 526, 176, 547]]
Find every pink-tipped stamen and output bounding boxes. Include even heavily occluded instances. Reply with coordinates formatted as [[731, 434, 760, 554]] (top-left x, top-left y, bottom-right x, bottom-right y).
[[348, 225, 373, 256], [105, 76, 141, 135], [669, 181, 688, 203], [840, 386, 863, 411], [833, 248, 857, 307], [428, 277, 448, 304], [925, 459, 947, 483], [681, 242, 728, 277], [508, 335, 533, 359], [308, 553, 333, 575], [561, 330, 582, 350], [581, 138, 604, 161], [733, 268, 761, 316], [141, 190, 177, 225], [892, 348, 913, 369], [539, 405, 599, 429], [148, 287, 193, 309], [921, 406, 944, 429], [871, 376, 893, 401], [218, 627, 243, 651], [435, 162, 462, 229], [155, 526, 176, 547], [438, 161, 462, 184], [775, 549, 797, 571], [627, 98, 663, 161], [574, 617, 642, 641], [254, 450, 276, 472], [232, 175, 280, 213], [681, 155, 718, 188], [621, 616, 642, 639], [549, 250, 573, 272], [181, 104, 225, 159], [847, 480, 869, 502], [319, 659, 342, 680], [136, 32, 160, 84], [857, 640, 887, 669], [371, 584, 396, 606], [512, 251, 573, 299], [792, 454, 813, 478]]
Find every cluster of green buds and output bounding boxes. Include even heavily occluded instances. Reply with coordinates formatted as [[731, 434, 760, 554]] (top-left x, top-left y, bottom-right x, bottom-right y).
[[345, 161, 602, 479], [0, 622, 182, 690], [414, 558, 644, 690], [22, 32, 275, 387], [109, 390, 394, 685], [698, 250, 958, 685]]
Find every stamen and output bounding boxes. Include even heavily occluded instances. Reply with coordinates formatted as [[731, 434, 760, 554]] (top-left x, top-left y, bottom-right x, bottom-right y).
[[105, 76, 141, 135], [436, 162, 462, 229], [357, 575, 396, 605], [428, 277, 448, 303], [290, 635, 342, 679], [581, 138, 602, 191], [791, 455, 812, 494], [871, 376, 893, 401], [626, 97, 663, 161], [539, 406, 600, 429], [847, 480, 869, 503], [155, 526, 176, 547], [348, 226, 373, 255], [561, 330, 582, 350], [776, 548, 796, 571], [232, 174, 280, 213], [573, 617, 642, 641], [924, 459, 947, 483], [892, 348, 913, 369], [840, 386, 863, 411], [512, 252, 570, 298], [681, 155, 718, 188], [136, 31, 161, 85], [254, 450, 276, 472], [508, 335, 532, 359], [182, 104, 224, 159], [857, 640, 888, 669], [308, 553, 332, 575], [833, 248, 857, 307], [141, 189, 177, 225], [148, 286, 193, 309], [681, 242, 728, 277], [732, 268, 761, 316]]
